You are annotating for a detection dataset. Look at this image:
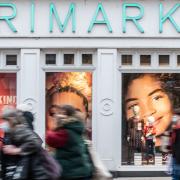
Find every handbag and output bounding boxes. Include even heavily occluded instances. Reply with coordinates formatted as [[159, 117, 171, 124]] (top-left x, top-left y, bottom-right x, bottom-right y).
[[85, 140, 113, 180], [40, 148, 62, 180]]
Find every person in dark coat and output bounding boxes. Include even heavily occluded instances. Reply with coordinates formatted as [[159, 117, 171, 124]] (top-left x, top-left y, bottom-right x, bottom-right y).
[[171, 118, 180, 180], [0, 107, 48, 180], [46, 104, 93, 180], [17, 103, 34, 130]]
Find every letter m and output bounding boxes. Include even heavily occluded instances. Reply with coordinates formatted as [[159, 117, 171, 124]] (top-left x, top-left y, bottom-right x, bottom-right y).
[[49, 3, 76, 33]]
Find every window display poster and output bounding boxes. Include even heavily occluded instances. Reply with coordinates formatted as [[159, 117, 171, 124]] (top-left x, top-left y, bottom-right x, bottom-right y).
[[46, 72, 92, 139], [122, 73, 180, 165], [0, 73, 16, 113], [0, 73, 16, 146]]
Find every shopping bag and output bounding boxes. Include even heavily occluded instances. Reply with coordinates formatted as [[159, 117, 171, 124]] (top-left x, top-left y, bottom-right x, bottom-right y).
[[86, 141, 113, 180]]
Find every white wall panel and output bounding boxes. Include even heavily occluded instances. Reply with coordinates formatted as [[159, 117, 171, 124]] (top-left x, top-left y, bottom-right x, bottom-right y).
[[95, 49, 117, 170], [19, 49, 44, 139]]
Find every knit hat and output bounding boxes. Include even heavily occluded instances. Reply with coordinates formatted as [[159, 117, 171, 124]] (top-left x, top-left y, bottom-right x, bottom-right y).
[[1, 106, 25, 126], [1, 106, 17, 119], [16, 103, 31, 112]]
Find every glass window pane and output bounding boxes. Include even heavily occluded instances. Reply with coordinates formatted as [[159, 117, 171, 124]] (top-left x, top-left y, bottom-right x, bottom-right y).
[[82, 54, 93, 65], [122, 73, 180, 166], [121, 55, 132, 66], [46, 54, 56, 65], [177, 55, 180, 66], [6, 55, 17, 65], [64, 54, 74, 65], [46, 72, 92, 140], [0, 73, 16, 112], [159, 55, 169, 66], [140, 55, 151, 66]]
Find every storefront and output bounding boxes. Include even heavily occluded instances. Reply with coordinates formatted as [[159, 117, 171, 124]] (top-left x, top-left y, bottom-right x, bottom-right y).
[[0, 0, 180, 175]]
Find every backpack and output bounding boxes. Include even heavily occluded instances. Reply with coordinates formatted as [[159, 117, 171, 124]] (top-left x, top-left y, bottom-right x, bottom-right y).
[[40, 148, 62, 180], [30, 148, 62, 180]]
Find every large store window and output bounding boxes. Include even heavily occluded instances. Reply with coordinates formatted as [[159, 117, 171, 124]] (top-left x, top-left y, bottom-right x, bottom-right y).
[[121, 73, 180, 165], [46, 72, 92, 139], [119, 51, 180, 167], [0, 73, 16, 145]]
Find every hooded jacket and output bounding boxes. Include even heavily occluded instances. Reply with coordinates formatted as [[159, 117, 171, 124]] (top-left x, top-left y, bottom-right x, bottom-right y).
[[46, 117, 93, 179], [1, 125, 48, 180]]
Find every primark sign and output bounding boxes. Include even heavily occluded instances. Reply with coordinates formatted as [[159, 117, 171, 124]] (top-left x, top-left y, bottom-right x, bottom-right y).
[[0, 1, 180, 36]]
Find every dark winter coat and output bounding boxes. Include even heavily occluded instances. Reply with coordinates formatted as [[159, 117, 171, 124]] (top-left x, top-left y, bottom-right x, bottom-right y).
[[1, 124, 48, 180], [10, 124, 42, 155], [23, 111, 34, 130], [46, 117, 93, 179], [172, 126, 180, 164]]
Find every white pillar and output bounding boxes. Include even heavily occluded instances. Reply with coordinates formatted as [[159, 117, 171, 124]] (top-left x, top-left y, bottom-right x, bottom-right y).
[[95, 49, 118, 170], [19, 49, 44, 139]]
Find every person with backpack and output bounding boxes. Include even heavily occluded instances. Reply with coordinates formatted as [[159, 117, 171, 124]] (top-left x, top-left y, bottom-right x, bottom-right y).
[[46, 104, 93, 180], [171, 117, 180, 180], [0, 107, 49, 180]]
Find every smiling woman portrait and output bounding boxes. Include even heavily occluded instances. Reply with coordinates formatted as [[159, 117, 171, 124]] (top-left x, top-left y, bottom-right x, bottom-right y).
[[122, 73, 180, 165]]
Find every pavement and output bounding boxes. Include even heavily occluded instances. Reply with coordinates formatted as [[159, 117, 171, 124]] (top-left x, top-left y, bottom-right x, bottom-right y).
[[114, 178, 171, 180]]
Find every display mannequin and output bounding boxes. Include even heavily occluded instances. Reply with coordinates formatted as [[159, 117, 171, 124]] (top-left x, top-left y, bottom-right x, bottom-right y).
[[144, 116, 156, 163]]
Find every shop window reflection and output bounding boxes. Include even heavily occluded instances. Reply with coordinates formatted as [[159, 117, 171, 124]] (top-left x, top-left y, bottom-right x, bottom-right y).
[[121, 55, 132, 66], [6, 55, 17, 66], [140, 55, 151, 66], [159, 55, 169, 66], [82, 54, 93, 65], [177, 55, 180, 66], [64, 54, 74, 65], [46, 54, 56, 65]]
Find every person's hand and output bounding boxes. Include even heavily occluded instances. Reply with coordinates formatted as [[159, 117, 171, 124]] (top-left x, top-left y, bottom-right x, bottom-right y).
[[3, 145, 21, 155], [153, 137, 156, 143], [141, 136, 145, 143], [146, 133, 151, 137]]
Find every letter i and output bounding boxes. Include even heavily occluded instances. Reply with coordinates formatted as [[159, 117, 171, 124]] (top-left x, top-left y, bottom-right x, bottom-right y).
[[31, 0, 35, 32]]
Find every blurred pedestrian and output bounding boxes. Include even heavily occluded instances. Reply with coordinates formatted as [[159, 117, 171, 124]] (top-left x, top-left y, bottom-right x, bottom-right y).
[[143, 116, 156, 163], [171, 115, 180, 180], [17, 103, 34, 130], [46, 104, 93, 180], [0, 106, 48, 180]]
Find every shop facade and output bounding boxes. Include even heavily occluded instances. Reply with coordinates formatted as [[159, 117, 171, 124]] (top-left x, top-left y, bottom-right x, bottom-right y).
[[1, 0, 180, 174]]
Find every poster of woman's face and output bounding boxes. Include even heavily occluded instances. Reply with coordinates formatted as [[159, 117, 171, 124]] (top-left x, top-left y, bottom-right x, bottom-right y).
[[46, 72, 92, 138], [122, 73, 180, 165]]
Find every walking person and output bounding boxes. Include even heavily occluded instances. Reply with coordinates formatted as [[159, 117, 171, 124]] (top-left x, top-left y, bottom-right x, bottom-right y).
[[0, 107, 49, 180], [46, 104, 93, 180], [16, 103, 34, 130], [171, 116, 180, 180]]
